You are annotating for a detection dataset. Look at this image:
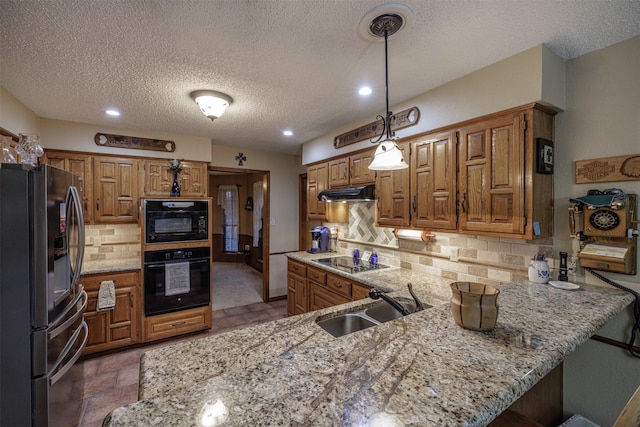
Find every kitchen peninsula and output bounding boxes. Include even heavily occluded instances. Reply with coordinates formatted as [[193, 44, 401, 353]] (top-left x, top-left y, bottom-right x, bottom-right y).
[[105, 252, 633, 426]]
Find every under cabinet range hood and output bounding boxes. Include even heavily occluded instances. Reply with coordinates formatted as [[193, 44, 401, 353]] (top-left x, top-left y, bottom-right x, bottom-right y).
[[318, 185, 375, 202]]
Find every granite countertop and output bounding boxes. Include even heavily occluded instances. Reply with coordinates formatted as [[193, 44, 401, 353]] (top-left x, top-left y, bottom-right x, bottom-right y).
[[105, 252, 633, 426], [81, 258, 141, 275]]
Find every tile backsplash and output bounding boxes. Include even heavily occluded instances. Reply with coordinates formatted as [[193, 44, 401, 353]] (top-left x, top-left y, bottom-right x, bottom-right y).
[[84, 223, 141, 262], [326, 201, 555, 287]]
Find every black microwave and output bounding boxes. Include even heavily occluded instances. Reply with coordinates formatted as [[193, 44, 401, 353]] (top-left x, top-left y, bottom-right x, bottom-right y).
[[144, 199, 209, 244]]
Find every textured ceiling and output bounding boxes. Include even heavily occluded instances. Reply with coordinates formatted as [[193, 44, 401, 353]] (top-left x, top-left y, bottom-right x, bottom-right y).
[[1, 1, 639, 155]]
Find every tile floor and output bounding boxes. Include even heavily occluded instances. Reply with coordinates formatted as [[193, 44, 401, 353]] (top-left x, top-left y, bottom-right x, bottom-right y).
[[77, 263, 287, 427]]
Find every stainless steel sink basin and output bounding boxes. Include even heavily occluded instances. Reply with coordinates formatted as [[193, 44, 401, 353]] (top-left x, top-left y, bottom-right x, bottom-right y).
[[316, 313, 377, 338], [316, 300, 431, 338], [365, 301, 417, 323]]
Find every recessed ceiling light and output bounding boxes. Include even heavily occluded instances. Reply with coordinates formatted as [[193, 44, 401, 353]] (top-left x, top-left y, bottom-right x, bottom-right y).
[[105, 109, 120, 116], [283, 130, 293, 136], [359, 86, 373, 96]]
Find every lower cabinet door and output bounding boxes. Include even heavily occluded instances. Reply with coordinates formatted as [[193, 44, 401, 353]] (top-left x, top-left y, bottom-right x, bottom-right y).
[[81, 270, 140, 355]]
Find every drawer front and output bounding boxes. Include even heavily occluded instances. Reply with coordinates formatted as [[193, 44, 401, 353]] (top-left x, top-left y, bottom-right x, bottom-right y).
[[310, 283, 350, 310], [81, 270, 139, 291], [327, 274, 352, 298], [307, 266, 326, 285], [144, 306, 211, 342], [287, 259, 307, 277]]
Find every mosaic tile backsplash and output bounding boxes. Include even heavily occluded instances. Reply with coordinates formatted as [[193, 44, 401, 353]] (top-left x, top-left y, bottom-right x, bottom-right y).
[[325, 201, 555, 287], [84, 223, 141, 263]]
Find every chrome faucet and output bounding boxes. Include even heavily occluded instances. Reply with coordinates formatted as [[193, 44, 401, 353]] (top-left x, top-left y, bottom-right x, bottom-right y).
[[368, 283, 425, 316]]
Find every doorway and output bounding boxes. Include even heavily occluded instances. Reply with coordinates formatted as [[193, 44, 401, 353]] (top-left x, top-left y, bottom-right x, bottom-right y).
[[208, 167, 270, 308]]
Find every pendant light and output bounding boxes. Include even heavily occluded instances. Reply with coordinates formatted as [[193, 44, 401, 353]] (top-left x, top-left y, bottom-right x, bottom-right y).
[[367, 13, 408, 171]]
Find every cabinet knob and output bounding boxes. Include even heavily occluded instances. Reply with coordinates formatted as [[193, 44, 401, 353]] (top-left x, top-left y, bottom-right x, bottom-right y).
[[461, 192, 467, 213]]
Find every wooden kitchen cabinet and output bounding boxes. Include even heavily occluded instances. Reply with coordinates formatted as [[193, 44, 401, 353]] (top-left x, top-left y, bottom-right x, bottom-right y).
[[328, 158, 349, 188], [142, 159, 207, 197], [42, 150, 94, 223], [410, 130, 457, 230], [287, 260, 372, 315], [287, 259, 308, 316], [93, 156, 139, 223], [375, 141, 411, 228], [373, 103, 555, 239], [458, 113, 525, 235], [81, 270, 140, 355], [458, 105, 555, 239], [307, 162, 328, 220], [178, 161, 207, 196], [328, 150, 375, 189]]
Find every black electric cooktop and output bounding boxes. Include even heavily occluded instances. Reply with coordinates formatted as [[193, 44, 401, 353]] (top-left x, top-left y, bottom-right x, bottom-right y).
[[313, 256, 389, 274]]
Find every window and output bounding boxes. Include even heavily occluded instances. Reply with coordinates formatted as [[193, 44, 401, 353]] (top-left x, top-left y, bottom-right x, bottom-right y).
[[218, 185, 239, 253]]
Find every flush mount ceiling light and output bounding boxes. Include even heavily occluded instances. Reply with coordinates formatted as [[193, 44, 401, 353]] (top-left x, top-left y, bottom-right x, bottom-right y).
[[190, 90, 233, 121], [363, 5, 412, 171]]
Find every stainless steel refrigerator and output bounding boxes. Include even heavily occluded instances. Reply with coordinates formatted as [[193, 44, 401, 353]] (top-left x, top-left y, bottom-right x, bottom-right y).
[[0, 163, 87, 427]]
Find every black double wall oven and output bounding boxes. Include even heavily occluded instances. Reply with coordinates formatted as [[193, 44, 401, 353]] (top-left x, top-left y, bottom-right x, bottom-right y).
[[142, 199, 211, 317]]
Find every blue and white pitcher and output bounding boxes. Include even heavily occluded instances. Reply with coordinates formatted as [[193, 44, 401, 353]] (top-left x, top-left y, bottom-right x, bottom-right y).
[[528, 259, 549, 284]]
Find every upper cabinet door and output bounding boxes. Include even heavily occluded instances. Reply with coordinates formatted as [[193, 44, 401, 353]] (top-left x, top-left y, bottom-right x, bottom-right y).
[[142, 160, 173, 196], [42, 151, 94, 224], [93, 156, 139, 223], [458, 113, 525, 235], [348, 151, 374, 186], [328, 158, 349, 188], [411, 131, 457, 230], [178, 162, 207, 197], [307, 162, 328, 219], [375, 141, 411, 228]]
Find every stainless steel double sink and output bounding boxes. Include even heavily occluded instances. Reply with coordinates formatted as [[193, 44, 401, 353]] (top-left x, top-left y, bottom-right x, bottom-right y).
[[316, 300, 428, 338]]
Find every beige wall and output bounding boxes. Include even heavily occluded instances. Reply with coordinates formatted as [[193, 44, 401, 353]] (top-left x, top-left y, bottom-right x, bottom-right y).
[[40, 118, 211, 161], [558, 35, 640, 426], [0, 87, 41, 135]]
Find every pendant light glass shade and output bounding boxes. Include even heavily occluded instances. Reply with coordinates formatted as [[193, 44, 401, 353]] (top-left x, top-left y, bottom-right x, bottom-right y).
[[368, 139, 408, 170]]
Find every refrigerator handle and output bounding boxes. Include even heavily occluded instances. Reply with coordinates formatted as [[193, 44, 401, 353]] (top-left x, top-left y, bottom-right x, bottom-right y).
[[49, 320, 88, 386], [49, 289, 87, 340], [68, 185, 85, 287]]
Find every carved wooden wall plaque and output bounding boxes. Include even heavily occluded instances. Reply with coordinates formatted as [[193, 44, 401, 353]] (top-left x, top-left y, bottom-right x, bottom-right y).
[[575, 154, 640, 183], [334, 106, 420, 148], [94, 133, 176, 152]]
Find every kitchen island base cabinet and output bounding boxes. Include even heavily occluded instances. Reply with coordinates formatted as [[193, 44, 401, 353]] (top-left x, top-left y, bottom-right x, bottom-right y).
[[287, 259, 308, 316], [143, 306, 212, 343], [490, 362, 562, 426], [287, 258, 374, 315], [81, 270, 140, 355]]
